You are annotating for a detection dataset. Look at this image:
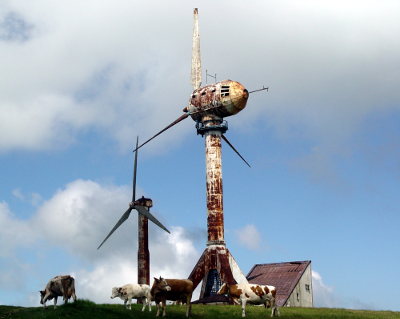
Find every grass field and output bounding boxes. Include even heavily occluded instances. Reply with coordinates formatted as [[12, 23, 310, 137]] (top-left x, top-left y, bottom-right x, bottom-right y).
[[0, 300, 399, 319]]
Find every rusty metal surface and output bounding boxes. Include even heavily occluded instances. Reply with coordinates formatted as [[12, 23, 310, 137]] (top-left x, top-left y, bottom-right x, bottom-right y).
[[188, 245, 238, 298], [246, 261, 311, 307], [191, 8, 202, 90], [188, 80, 249, 121], [138, 215, 150, 285], [205, 128, 224, 244]]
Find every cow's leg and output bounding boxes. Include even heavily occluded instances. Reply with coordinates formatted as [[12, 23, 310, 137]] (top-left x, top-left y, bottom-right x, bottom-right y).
[[141, 297, 146, 311], [162, 299, 167, 317], [270, 298, 279, 317], [186, 294, 192, 317], [72, 290, 77, 302], [156, 301, 161, 317], [127, 298, 132, 310], [147, 296, 152, 312], [241, 298, 247, 317], [53, 296, 58, 309]]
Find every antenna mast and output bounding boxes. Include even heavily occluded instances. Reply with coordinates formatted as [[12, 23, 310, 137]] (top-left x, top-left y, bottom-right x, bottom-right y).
[[206, 69, 217, 84]]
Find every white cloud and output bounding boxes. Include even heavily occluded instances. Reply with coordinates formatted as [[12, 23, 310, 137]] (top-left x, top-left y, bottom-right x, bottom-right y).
[[312, 270, 374, 310], [30, 193, 42, 206], [312, 270, 337, 308], [0, 202, 36, 292], [11, 189, 43, 206], [0, 202, 35, 257], [12, 188, 24, 200], [33, 179, 131, 261], [75, 226, 200, 304], [0, 1, 399, 157], [235, 224, 262, 251], [0, 179, 201, 305], [75, 257, 138, 304]]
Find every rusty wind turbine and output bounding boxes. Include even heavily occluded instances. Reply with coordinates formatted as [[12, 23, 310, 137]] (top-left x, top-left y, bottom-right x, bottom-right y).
[[133, 8, 267, 300], [98, 137, 170, 286]]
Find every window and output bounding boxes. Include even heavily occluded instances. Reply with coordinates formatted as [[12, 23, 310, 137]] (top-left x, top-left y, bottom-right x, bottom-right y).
[[305, 284, 310, 292], [221, 85, 230, 97]]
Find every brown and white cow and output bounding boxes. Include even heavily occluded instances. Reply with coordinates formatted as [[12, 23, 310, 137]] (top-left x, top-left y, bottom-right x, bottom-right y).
[[150, 277, 193, 317], [111, 283, 152, 311], [217, 282, 279, 317], [39, 275, 77, 309]]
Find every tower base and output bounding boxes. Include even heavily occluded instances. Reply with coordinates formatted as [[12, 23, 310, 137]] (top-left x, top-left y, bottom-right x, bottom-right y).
[[188, 245, 247, 301]]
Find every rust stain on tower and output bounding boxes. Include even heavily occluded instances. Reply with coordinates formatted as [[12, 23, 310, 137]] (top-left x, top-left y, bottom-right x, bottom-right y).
[[138, 214, 150, 285], [188, 115, 248, 300], [206, 131, 224, 243]]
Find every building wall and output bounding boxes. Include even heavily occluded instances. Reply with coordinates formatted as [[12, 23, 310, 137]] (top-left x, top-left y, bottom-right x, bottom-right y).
[[286, 264, 313, 307]]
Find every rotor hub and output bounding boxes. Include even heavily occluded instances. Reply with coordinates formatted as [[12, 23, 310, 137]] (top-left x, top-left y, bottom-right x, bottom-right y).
[[134, 196, 153, 208], [196, 118, 228, 136]]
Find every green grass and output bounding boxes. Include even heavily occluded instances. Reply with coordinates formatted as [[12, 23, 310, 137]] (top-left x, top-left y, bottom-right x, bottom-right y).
[[0, 299, 399, 319]]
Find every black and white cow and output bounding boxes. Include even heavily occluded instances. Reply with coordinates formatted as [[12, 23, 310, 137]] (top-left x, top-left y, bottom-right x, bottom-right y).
[[40, 275, 77, 309], [111, 283, 152, 311]]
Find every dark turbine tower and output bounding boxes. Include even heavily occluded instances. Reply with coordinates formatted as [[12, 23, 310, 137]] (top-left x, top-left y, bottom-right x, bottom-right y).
[[98, 137, 170, 286], [133, 8, 266, 300]]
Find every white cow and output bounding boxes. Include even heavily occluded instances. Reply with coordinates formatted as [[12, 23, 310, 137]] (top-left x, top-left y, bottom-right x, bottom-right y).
[[217, 282, 280, 317], [111, 283, 152, 311], [40, 275, 77, 309]]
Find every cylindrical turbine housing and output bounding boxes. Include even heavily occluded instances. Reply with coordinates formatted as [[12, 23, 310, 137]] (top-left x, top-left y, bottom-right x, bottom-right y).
[[186, 80, 249, 121]]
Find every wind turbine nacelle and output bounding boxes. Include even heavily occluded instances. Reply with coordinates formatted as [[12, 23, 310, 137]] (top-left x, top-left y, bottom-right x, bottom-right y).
[[134, 196, 153, 208], [185, 80, 249, 121]]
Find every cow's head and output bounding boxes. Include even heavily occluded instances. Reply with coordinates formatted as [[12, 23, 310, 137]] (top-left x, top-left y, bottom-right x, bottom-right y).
[[217, 283, 229, 295], [110, 287, 122, 299], [152, 277, 171, 292], [39, 290, 45, 304]]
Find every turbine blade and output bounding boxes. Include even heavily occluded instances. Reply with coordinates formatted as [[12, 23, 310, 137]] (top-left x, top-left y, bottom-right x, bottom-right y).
[[132, 136, 139, 202], [221, 135, 251, 168], [132, 113, 189, 153], [191, 8, 202, 90], [134, 205, 170, 234], [97, 207, 133, 249]]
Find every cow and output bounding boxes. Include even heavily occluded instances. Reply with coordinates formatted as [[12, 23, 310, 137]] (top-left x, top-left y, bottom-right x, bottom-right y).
[[39, 275, 77, 309], [110, 283, 152, 311], [150, 277, 193, 317], [217, 282, 279, 317]]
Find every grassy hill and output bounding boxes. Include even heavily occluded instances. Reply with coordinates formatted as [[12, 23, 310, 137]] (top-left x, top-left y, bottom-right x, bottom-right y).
[[0, 300, 399, 319]]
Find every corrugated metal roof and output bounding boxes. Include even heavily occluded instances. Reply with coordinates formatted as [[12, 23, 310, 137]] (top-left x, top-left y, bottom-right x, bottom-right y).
[[246, 260, 311, 307]]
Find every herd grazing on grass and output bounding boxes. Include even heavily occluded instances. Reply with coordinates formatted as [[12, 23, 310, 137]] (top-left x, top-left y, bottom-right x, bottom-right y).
[[39, 275, 279, 317]]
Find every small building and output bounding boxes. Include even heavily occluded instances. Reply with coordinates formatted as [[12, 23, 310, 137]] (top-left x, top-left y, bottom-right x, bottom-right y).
[[246, 260, 313, 307]]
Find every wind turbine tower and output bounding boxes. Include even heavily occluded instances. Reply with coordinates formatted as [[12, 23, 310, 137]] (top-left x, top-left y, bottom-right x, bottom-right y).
[[134, 8, 265, 299]]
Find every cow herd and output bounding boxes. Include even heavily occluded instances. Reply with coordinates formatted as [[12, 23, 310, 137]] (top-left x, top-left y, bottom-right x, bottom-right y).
[[39, 275, 279, 317]]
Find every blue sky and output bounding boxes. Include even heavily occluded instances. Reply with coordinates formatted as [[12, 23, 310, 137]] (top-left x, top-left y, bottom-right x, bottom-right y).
[[1, 0, 400, 311]]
